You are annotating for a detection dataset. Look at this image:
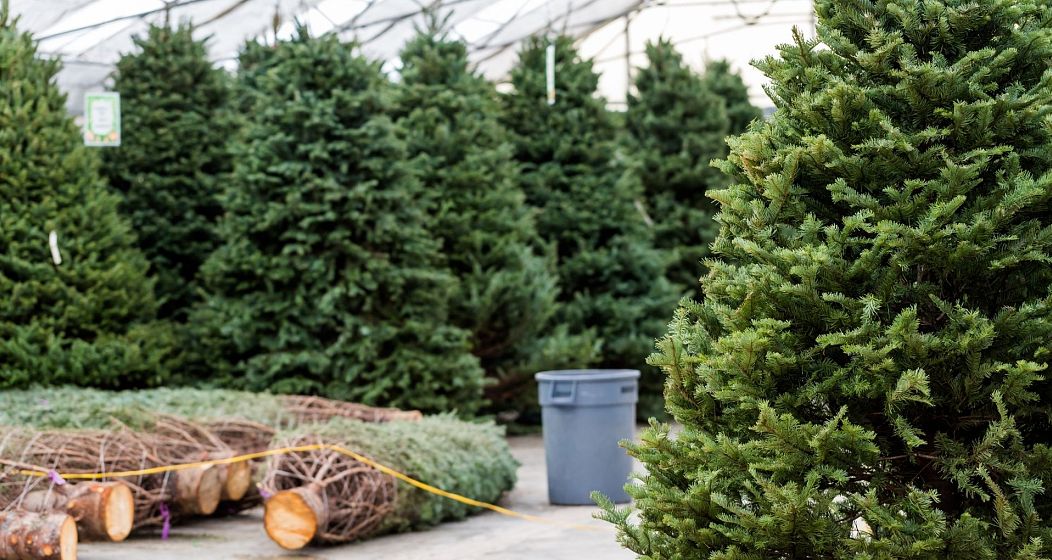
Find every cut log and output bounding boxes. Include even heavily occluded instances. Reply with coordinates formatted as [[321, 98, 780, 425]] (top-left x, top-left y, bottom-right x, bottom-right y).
[[135, 416, 236, 520], [263, 484, 327, 550], [172, 465, 222, 516], [0, 511, 76, 560], [219, 459, 253, 502], [20, 482, 133, 542], [202, 422, 271, 514]]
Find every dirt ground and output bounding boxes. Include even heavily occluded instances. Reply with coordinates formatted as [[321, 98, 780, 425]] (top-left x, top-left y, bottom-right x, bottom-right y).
[[78, 434, 636, 559]]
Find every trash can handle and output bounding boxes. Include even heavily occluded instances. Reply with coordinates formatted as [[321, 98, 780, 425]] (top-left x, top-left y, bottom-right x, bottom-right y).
[[550, 380, 576, 404]]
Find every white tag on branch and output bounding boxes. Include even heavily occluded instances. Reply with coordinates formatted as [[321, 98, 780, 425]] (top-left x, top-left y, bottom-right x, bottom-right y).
[[49, 230, 62, 266], [546, 43, 556, 106], [634, 199, 655, 227], [851, 516, 873, 540]]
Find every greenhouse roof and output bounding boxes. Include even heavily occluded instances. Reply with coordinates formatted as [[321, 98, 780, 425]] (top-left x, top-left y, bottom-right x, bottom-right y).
[[14, 0, 813, 113]]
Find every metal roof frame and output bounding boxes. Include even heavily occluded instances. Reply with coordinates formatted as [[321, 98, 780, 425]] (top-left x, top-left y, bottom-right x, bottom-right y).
[[13, 0, 811, 112]]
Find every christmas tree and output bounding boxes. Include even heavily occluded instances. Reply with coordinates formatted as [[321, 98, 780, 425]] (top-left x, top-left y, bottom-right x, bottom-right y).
[[700, 58, 762, 136], [0, 5, 170, 388], [394, 30, 593, 415], [230, 37, 274, 114], [196, 28, 484, 414], [502, 36, 677, 416], [103, 23, 234, 320], [601, 0, 1052, 557], [627, 38, 730, 293]]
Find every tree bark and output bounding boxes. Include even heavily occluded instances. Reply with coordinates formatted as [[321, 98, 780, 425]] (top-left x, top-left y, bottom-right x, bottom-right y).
[[20, 482, 133, 543], [172, 465, 222, 516], [0, 511, 76, 560], [219, 458, 253, 502]]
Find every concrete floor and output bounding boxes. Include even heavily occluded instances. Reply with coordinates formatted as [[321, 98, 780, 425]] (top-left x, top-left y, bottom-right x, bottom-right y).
[[79, 435, 635, 560]]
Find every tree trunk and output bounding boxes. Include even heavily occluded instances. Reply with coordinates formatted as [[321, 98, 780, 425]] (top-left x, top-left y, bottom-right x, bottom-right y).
[[172, 465, 222, 516], [20, 482, 133, 542], [263, 484, 327, 550], [0, 511, 76, 560], [219, 458, 253, 502]]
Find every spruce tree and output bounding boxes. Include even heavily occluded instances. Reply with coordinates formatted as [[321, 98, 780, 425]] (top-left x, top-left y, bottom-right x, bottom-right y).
[[103, 23, 234, 320], [502, 36, 678, 416], [601, 1, 1052, 557], [0, 6, 170, 388], [394, 30, 592, 414], [196, 28, 484, 414], [700, 58, 762, 135], [627, 38, 730, 293]]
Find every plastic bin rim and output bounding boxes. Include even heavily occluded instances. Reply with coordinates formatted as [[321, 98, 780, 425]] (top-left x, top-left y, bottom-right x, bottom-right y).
[[534, 369, 641, 382]]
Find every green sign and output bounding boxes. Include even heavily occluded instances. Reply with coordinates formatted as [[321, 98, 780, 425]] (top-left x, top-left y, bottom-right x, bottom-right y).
[[83, 92, 121, 147]]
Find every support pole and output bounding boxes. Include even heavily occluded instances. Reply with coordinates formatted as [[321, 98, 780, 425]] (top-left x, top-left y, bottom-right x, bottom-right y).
[[624, 12, 632, 98], [546, 42, 556, 106]]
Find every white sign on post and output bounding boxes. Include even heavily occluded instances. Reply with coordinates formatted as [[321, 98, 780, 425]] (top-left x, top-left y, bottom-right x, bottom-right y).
[[83, 92, 121, 147]]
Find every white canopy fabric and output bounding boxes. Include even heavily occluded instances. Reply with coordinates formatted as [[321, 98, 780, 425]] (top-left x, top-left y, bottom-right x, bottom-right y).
[[12, 0, 814, 113]]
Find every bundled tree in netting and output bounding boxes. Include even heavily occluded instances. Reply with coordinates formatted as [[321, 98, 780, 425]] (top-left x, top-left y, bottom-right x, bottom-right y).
[[0, 395, 248, 530], [393, 29, 593, 415], [102, 23, 235, 320], [627, 38, 730, 294], [261, 415, 517, 549], [195, 28, 484, 415], [502, 36, 677, 415], [0, 5, 171, 389], [600, 1, 1052, 557], [700, 58, 762, 136]]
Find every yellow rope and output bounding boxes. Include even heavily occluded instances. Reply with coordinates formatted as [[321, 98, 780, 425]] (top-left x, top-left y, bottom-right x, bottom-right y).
[[15, 443, 604, 532]]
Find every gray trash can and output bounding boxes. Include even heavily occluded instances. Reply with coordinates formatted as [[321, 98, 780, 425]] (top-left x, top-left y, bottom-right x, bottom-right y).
[[536, 369, 639, 505]]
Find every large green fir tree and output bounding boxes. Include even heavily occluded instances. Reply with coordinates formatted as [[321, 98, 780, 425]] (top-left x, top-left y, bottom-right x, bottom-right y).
[[700, 58, 762, 136], [103, 23, 234, 320], [394, 31, 592, 413], [0, 7, 170, 388], [196, 29, 484, 414], [627, 38, 730, 293], [502, 36, 678, 415], [601, 0, 1052, 557]]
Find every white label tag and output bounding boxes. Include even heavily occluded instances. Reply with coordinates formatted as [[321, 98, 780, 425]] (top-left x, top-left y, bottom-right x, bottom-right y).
[[49, 230, 62, 265]]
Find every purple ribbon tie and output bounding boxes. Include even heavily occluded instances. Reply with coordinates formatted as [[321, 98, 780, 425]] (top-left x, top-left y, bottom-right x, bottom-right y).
[[47, 470, 66, 486], [159, 503, 171, 540]]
